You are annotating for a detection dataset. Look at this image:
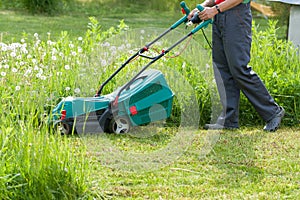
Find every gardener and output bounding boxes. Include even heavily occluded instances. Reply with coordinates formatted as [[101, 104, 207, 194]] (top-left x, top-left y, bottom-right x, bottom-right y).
[[188, 0, 284, 131]]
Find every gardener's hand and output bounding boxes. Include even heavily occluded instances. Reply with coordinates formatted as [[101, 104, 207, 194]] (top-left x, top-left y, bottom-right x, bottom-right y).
[[198, 7, 218, 21], [187, 8, 199, 20]]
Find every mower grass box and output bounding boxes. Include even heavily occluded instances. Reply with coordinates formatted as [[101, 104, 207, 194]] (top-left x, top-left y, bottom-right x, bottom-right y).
[[51, 69, 174, 134]]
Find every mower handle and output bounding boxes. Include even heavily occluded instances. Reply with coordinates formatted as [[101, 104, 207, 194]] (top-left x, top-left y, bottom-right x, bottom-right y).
[[196, 4, 205, 12], [170, 1, 190, 29], [180, 1, 190, 16], [190, 4, 213, 34]]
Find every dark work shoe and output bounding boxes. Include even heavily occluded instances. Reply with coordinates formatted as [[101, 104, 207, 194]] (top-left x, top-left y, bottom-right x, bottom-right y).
[[204, 123, 238, 130], [263, 106, 285, 132]]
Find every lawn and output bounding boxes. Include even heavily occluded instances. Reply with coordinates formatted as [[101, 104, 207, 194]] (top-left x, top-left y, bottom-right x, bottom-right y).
[[0, 2, 177, 42], [88, 127, 300, 199], [0, 1, 299, 199], [0, 0, 284, 42]]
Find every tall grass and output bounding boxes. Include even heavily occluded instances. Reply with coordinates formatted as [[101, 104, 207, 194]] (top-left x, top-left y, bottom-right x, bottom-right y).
[[0, 17, 127, 199], [247, 20, 300, 126]]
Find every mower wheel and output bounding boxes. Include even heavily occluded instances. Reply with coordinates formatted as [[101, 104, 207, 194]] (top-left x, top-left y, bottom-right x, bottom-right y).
[[55, 122, 75, 135], [109, 117, 131, 134]]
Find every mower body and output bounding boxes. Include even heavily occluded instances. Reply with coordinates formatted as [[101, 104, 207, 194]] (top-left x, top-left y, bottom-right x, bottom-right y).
[[51, 69, 174, 134]]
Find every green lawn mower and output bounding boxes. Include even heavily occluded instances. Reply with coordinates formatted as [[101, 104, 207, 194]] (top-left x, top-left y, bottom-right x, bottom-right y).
[[50, 2, 212, 135]]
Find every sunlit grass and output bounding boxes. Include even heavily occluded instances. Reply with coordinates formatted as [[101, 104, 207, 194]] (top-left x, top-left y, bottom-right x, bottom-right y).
[[0, 1, 299, 198], [89, 127, 300, 199]]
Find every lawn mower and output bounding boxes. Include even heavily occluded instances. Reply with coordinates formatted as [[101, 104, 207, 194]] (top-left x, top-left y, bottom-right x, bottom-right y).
[[50, 2, 212, 135]]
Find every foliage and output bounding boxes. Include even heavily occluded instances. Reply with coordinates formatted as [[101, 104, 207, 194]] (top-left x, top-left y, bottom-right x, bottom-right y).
[[0, 11, 299, 198], [0, 0, 74, 15], [0, 17, 126, 199], [247, 20, 300, 126]]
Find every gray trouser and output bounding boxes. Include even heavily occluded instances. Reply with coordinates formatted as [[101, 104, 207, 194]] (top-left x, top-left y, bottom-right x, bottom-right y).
[[212, 3, 279, 128]]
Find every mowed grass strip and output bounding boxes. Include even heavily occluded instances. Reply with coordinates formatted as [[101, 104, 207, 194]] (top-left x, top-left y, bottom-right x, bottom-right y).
[[88, 127, 300, 199]]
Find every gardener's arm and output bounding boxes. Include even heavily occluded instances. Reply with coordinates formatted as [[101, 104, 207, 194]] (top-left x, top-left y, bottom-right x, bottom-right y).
[[199, 0, 243, 20], [188, 0, 243, 20]]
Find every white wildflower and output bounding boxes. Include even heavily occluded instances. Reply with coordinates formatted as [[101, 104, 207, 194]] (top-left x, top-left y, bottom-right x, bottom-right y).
[[24, 68, 32, 77], [64, 65, 70, 70], [12, 68, 18, 73], [102, 42, 110, 47], [21, 48, 28, 54], [10, 51, 16, 57], [101, 59, 107, 66], [117, 44, 125, 51], [74, 88, 80, 94], [47, 40, 53, 45], [35, 40, 41, 47], [1, 44, 7, 51], [52, 48, 57, 54], [34, 65, 39, 71]]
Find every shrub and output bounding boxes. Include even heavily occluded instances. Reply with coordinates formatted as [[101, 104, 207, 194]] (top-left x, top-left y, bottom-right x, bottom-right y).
[[23, 0, 74, 15], [241, 20, 300, 126], [0, 0, 74, 15]]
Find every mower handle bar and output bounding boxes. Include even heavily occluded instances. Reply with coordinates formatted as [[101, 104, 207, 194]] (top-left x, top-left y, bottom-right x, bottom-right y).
[[95, 1, 212, 97]]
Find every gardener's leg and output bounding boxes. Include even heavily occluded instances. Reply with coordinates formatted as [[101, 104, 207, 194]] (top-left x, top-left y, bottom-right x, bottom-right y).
[[210, 12, 240, 128], [224, 3, 281, 123]]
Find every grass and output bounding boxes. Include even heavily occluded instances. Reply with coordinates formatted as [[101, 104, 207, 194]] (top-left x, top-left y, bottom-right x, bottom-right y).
[[0, 1, 299, 199], [0, 2, 177, 42], [0, 0, 285, 42], [88, 127, 300, 199]]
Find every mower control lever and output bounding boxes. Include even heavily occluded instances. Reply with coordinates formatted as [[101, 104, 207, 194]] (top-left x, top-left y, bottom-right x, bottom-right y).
[[171, 1, 191, 29], [180, 1, 190, 16], [186, 4, 206, 26], [186, 12, 201, 26], [189, 4, 213, 33]]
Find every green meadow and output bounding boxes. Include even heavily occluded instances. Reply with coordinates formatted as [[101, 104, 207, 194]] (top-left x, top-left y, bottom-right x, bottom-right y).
[[0, 0, 299, 199]]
